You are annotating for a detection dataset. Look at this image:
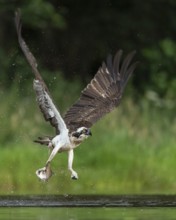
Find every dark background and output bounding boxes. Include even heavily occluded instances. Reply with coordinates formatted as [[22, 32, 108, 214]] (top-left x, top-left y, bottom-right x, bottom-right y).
[[1, 0, 176, 98]]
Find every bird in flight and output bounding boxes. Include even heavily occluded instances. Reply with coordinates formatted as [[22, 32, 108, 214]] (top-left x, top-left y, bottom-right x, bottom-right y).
[[15, 11, 138, 181]]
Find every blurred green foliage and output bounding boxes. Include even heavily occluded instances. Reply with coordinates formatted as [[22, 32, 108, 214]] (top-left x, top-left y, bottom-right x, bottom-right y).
[[142, 39, 176, 98], [1, 96, 176, 195], [1, 0, 176, 194]]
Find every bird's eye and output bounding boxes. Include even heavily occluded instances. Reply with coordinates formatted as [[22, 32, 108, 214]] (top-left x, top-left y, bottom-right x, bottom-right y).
[[72, 132, 80, 138]]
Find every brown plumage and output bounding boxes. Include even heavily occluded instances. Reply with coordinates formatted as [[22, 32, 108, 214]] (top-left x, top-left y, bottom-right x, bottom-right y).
[[64, 51, 138, 132], [15, 10, 60, 134], [15, 10, 138, 136], [15, 10, 138, 181]]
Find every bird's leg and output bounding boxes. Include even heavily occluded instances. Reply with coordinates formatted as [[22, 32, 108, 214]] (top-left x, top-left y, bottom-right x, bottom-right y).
[[36, 143, 62, 181], [68, 149, 78, 180], [46, 143, 62, 164], [48, 142, 54, 151]]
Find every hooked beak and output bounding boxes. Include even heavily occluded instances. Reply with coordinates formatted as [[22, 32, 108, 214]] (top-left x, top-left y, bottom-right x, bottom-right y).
[[87, 129, 92, 136]]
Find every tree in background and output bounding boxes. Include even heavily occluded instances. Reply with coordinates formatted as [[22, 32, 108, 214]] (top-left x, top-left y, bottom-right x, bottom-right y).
[[0, 0, 176, 98]]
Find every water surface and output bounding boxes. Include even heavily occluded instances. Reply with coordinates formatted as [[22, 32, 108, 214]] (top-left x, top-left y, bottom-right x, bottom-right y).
[[0, 195, 176, 220], [1, 207, 176, 220]]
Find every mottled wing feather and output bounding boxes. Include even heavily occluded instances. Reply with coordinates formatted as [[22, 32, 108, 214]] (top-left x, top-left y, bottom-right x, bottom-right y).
[[15, 10, 66, 134], [15, 10, 47, 88], [33, 79, 61, 134], [64, 50, 138, 132]]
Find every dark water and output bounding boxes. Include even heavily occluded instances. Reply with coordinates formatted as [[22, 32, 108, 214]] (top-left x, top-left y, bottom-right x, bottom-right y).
[[1, 195, 176, 207], [1, 195, 176, 220]]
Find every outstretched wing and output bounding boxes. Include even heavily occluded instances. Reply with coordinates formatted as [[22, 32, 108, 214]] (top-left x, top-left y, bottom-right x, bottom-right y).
[[15, 10, 67, 134], [64, 50, 138, 132]]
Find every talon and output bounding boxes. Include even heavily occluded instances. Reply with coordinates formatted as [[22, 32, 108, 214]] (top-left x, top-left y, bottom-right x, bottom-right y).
[[71, 171, 78, 180], [36, 163, 53, 181], [71, 176, 78, 180]]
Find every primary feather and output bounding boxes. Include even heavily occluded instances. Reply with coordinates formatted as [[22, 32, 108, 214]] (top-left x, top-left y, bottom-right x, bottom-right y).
[[15, 10, 66, 134], [64, 50, 138, 132], [15, 10, 138, 136]]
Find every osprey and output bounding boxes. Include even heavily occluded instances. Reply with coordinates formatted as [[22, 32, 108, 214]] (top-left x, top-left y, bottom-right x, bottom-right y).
[[15, 11, 138, 181]]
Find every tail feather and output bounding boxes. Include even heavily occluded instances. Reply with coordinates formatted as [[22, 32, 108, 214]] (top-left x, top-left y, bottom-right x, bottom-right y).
[[34, 136, 53, 146]]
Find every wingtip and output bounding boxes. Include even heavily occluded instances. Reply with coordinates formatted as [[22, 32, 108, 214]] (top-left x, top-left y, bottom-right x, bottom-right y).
[[15, 8, 21, 17], [15, 8, 22, 37], [118, 49, 137, 57], [115, 49, 123, 58], [129, 50, 137, 57], [14, 8, 21, 25]]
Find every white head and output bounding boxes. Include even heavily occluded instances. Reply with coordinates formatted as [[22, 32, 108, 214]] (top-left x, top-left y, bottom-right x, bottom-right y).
[[71, 127, 92, 141]]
